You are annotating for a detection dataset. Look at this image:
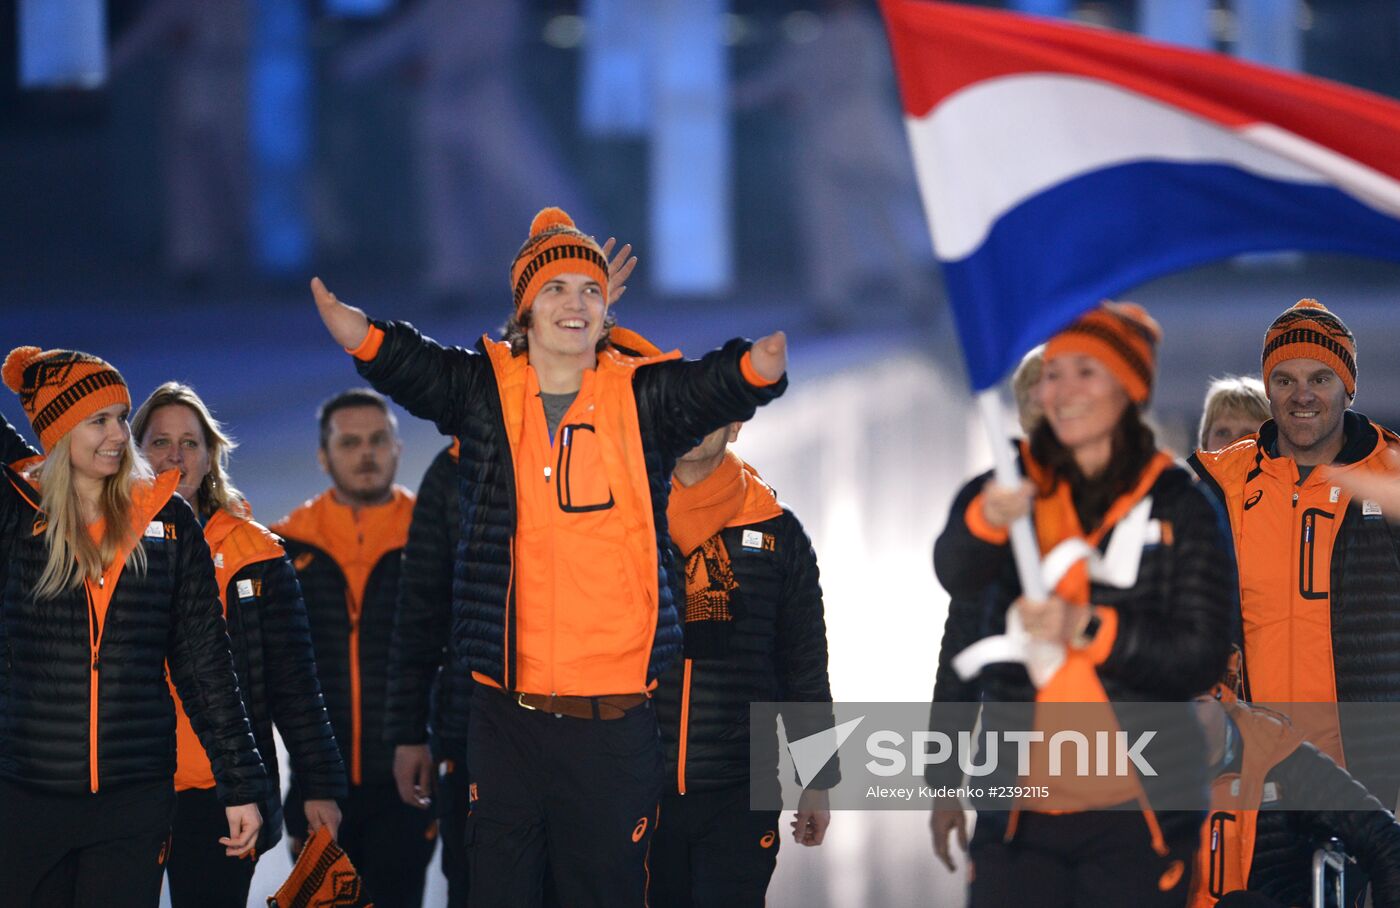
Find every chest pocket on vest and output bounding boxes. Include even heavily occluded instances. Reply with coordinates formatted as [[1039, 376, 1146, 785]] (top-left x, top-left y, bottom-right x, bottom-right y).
[[1299, 508, 1334, 601], [556, 423, 614, 513], [1206, 809, 1239, 898]]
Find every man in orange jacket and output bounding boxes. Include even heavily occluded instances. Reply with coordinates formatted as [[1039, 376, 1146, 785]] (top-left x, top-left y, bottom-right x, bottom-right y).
[[1190, 300, 1400, 852], [274, 389, 434, 908], [308, 208, 789, 907]]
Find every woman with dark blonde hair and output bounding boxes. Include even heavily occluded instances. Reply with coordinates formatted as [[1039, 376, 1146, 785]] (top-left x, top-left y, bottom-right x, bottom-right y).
[[932, 303, 1235, 907], [0, 348, 266, 907], [132, 382, 346, 908]]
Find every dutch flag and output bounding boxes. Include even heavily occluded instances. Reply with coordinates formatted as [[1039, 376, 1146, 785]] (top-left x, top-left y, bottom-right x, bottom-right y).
[[880, 0, 1400, 391]]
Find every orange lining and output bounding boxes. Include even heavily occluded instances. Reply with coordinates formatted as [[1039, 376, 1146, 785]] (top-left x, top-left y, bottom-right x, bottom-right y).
[[82, 470, 180, 791], [677, 659, 693, 795], [963, 490, 1010, 545], [347, 324, 385, 361], [738, 350, 778, 388]]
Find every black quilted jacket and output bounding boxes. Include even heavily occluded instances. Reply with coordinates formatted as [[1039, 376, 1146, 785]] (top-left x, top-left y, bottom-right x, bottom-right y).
[[211, 523, 347, 852], [1236, 740, 1400, 907], [353, 321, 786, 692], [385, 444, 471, 763], [0, 418, 266, 803], [930, 464, 1235, 829], [654, 509, 837, 794], [277, 514, 405, 789]]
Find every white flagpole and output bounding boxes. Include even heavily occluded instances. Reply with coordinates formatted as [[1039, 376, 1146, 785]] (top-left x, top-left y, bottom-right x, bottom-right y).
[[975, 388, 1046, 601]]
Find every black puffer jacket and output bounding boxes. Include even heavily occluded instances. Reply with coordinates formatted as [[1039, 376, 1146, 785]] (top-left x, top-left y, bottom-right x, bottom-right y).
[[274, 489, 414, 789], [1239, 739, 1400, 906], [353, 321, 786, 691], [932, 463, 1235, 823], [0, 419, 266, 803], [655, 508, 837, 796], [385, 443, 471, 763], [203, 509, 346, 852]]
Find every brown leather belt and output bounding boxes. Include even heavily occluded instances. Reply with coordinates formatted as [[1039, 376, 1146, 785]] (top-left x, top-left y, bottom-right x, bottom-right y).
[[509, 689, 650, 720]]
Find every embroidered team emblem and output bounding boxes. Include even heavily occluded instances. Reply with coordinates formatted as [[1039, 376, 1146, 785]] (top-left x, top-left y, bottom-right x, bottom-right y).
[[741, 529, 776, 551]]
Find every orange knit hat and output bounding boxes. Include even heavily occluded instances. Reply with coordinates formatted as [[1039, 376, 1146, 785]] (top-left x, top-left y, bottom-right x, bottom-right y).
[[3, 346, 130, 452], [1044, 301, 1162, 405], [509, 207, 609, 318], [1261, 299, 1356, 397]]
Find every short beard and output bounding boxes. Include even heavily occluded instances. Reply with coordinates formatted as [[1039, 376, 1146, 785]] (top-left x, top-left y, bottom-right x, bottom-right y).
[[328, 464, 394, 506]]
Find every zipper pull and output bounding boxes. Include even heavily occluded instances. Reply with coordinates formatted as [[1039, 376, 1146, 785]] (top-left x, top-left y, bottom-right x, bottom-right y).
[[92, 655, 100, 671], [544, 466, 552, 484], [1292, 492, 1300, 507]]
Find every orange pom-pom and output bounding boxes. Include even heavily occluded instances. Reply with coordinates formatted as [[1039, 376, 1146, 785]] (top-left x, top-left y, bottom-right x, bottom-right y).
[[3, 346, 42, 393], [1293, 298, 1327, 312], [529, 207, 575, 237]]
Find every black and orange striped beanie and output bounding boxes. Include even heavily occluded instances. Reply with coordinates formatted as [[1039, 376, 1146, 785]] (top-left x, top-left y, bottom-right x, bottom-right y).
[[1262, 299, 1356, 397], [509, 207, 609, 318], [1044, 301, 1162, 405], [2, 346, 130, 452]]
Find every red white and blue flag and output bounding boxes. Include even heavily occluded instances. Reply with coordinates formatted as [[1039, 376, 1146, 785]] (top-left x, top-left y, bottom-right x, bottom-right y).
[[880, 0, 1400, 390]]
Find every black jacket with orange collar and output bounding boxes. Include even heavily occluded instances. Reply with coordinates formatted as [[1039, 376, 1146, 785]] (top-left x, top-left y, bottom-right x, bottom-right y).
[[1189, 412, 1400, 804], [352, 321, 785, 694], [654, 507, 837, 796], [0, 417, 267, 802], [273, 487, 415, 788], [175, 505, 346, 853], [1189, 696, 1400, 908], [932, 461, 1234, 831]]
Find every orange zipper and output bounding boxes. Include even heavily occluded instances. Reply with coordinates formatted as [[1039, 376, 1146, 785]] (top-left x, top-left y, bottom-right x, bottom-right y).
[[85, 583, 102, 793], [84, 567, 120, 793], [504, 538, 515, 690], [346, 589, 363, 786], [677, 659, 693, 795]]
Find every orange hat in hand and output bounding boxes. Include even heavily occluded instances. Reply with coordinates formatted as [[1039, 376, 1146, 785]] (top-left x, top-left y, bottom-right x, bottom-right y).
[[268, 826, 373, 907], [3, 346, 130, 453]]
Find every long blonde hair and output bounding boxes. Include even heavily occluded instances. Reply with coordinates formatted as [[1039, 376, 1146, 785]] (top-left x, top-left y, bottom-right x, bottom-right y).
[[131, 382, 245, 519], [32, 432, 154, 599]]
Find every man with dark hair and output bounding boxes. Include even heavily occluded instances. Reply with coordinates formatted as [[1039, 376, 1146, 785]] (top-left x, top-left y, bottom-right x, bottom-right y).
[[1190, 299, 1400, 852], [309, 206, 789, 906], [316, 387, 398, 451], [273, 388, 434, 908], [650, 421, 837, 906]]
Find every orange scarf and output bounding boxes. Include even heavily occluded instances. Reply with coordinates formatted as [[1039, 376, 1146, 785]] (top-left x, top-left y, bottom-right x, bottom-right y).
[[668, 452, 783, 657], [1017, 447, 1177, 853], [667, 451, 781, 555]]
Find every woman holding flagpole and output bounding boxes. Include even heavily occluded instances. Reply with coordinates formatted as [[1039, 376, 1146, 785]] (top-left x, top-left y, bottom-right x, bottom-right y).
[[931, 302, 1235, 907]]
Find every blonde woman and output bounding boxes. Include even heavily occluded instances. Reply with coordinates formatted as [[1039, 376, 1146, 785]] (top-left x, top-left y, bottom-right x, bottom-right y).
[[0, 347, 265, 908], [134, 382, 346, 908], [1197, 376, 1270, 451]]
